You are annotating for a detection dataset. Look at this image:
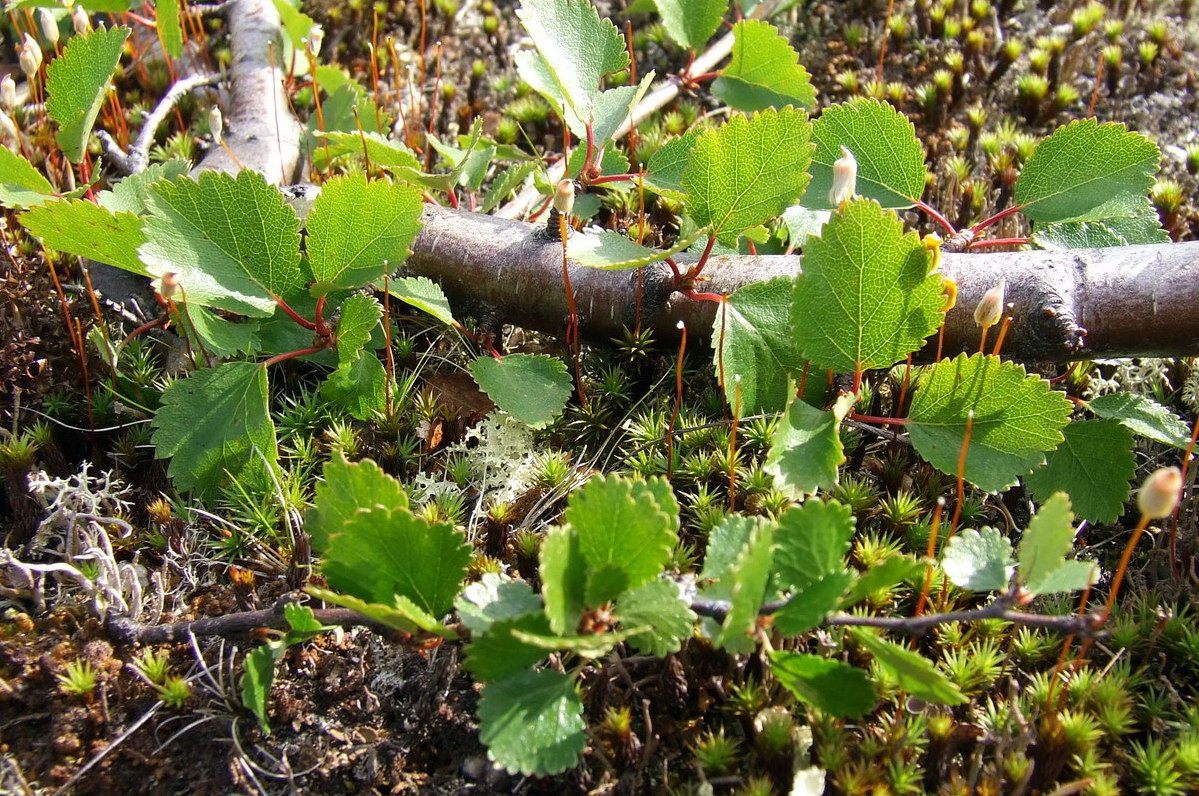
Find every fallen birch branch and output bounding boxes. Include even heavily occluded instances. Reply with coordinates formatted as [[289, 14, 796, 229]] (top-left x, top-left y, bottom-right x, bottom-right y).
[[93, 0, 1199, 363], [407, 205, 1199, 361]]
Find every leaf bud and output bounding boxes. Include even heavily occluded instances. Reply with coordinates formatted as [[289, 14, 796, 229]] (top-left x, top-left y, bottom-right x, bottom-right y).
[[553, 179, 575, 217], [72, 5, 91, 34], [973, 278, 1005, 329], [304, 24, 324, 58], [1137, 466, 1182, 520], [1, 76, 16, 111], [828, 145, 857, 206], [39, 8, 60, 46], [209, 106, 224, 143], [20, 35, 43, 80]]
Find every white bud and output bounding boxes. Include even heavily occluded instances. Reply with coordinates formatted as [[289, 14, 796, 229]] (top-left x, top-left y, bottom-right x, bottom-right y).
[[158, 271, 180, 300], [1, 76, 16, 111], [1138, 466, 1182, 520], [0, 111, 18, 150], [209, 106, 223, 143], [72, 6, 91, 34], [19, 35, 43, 80], [553, 179, 575, 217], [39, 8, 60, 45], [973, 278, 1006, 328], [305, 24, 324, 58], [828, 145, 857, 205]]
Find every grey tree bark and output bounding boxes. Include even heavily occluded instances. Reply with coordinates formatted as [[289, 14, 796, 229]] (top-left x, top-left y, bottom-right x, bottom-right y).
[[408, 205, 1199, 362]]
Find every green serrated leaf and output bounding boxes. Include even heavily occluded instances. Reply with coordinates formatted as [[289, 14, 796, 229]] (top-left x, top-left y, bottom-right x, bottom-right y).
[[779, 204, 830, 247], [644, 129, 700, 200], [1033, 201, 1169, 249], [306, 586, 456, 636], [321, 295, 385, 419], [97, 160, 190, 215], [22, 198, 147, 273], [716, 522, 774, 653], [455, 573, 543, 636], [45, 26, 130, 162], [470, 354, 572, 428], [139, 170, 302, 317], [716, 277, 807, 414], [306, 174, 423, 295], [773, 571, 853, 636], [568, 227, 697, 270], [510, 627, 639, 657], [331, 294, 381, 367], [701, 514, 761, 582], [321, 352, 386, 420], [566, 474, 678, 605], [773, 499, 855, 591], [0, 147, 56, 208], [515, 0, 629, 136], [852, 629, 967, 705], [540, 524, 586, 635], [305, 456, 408, 552], [483, 162, 537, 213], [1024, 419, 1135, 524], [802, 98, 925, 209], [1021, 491, 1082, 579], [653, 0, 725, 48], [376, 275, 456, 325], [271, 0, 315, 53], [907, 354, 1073, 492], [152, 362, 276, 493], [318, 131, 432, 184], [942, 527, 1014, 592], [156, 0, 182, 58], [321, 505, 471, 617], [588, 74, 655, 147], [841, 555, 926, 607], [614, 579, 696, 656], [683, 107, 813, 245], [464, 613, 554, 680], [315, 83, 390, 135], [428, 133, 496, 192], [769, 651, 876, 718], [1015, 119, 1159, 223], [713, 20, 816, 112], [792, 198, 943, 372], [478, 669, 586, 776], [1088, 392, 1191, 449], [242, 644, 277, 734], [764, 391, 850, 497], [173, 305, 258, 359], [1017, 492, 1097, 596], [1025, 559, 1098, 595]]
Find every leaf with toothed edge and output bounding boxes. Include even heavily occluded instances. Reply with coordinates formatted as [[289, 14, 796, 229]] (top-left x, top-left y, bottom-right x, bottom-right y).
[[45, 26, 130, 162], [801, 98, 926, 210], [478, 669, 586, 776], [907, 354, 1073, 493], [305, 174, 424, 296], [683, 107, 813, 246]]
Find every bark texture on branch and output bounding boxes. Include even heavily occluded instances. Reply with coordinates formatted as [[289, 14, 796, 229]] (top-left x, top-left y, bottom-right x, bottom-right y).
[[407, 205, 1199, 361], [195, 0, 301, 181]]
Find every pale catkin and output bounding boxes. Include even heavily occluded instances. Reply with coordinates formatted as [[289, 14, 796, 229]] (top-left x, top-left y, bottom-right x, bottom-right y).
[[828, 145, 857, 205], [1138, 466, 1183, 519], [973, 279, 1006, 328]]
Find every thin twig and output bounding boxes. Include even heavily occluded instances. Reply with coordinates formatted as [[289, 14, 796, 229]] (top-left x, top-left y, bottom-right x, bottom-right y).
[[105, 595, 377, 645], [99, 73, 221, 175]]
